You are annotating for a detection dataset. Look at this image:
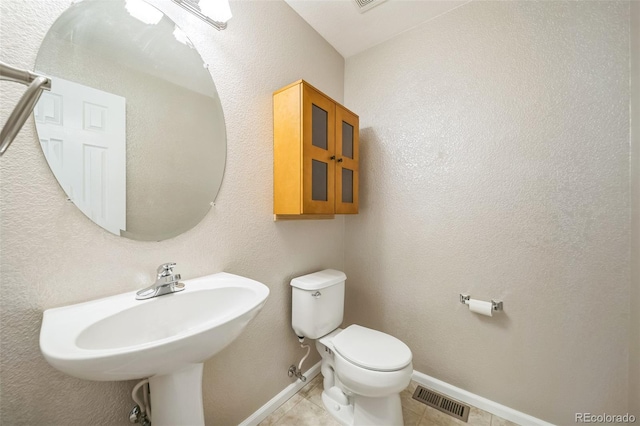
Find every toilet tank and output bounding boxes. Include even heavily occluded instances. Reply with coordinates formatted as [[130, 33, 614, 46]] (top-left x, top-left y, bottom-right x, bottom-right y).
[[291, 269, 345, 339]]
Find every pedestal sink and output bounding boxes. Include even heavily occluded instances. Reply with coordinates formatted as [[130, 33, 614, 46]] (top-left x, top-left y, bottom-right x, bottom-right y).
[[39, 272, 269, 426]]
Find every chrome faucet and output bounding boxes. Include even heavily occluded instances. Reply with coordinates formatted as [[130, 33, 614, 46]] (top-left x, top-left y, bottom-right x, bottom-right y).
[[136, 263, 185, 300]]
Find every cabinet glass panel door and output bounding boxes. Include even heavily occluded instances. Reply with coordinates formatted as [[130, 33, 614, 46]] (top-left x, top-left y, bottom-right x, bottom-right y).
[[336, 105, 358, 214], [302, 86, 335, 214], [341, 168, 353, 203], [312, 160, 328, 201], [342, 121, 354, 159], [312, 105, 328, 150]]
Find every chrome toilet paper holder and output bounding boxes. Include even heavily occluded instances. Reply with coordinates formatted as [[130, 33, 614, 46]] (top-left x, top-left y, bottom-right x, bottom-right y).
[[460, 294, 503, 311]]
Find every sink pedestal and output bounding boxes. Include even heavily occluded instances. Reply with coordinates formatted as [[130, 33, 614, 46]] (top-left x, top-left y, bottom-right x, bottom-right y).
[[149, 363, 205, 426]]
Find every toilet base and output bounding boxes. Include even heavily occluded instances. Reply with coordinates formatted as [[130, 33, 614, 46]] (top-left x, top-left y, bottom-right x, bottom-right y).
[[322, 387, 404, 426], [353, 393, 403, 426], [322, 389, 353, 426]]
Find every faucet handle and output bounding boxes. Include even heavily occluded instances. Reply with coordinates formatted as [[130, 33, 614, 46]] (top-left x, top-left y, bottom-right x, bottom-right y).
[[157, 262, 176, 277]]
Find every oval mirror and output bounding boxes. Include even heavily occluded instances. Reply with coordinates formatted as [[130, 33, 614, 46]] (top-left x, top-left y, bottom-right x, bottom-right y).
[[34, 0, 226, 241]]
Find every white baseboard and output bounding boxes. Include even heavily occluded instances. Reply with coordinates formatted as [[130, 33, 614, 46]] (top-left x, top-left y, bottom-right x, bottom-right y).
[[238, 363, 553, 426], [411, 370, 554, 426], [238, 361, 322, 426]]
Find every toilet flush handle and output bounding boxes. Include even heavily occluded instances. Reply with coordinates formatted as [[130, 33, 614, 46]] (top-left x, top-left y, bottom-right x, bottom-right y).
[[311, 291, 321, 298]]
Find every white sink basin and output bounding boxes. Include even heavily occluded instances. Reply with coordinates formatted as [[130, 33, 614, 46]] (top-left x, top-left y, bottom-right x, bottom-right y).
[[39, 272, 269, 426]]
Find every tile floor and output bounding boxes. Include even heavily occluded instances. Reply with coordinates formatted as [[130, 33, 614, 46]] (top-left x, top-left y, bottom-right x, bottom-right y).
[[258, 374, 521, 426]]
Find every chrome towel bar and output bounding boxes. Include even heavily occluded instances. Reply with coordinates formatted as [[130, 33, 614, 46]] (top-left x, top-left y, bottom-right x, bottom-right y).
[[0, 62, 51, 156]]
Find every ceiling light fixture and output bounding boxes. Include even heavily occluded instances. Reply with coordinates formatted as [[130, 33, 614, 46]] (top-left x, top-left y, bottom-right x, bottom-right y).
[[171, 0, 232, 30]]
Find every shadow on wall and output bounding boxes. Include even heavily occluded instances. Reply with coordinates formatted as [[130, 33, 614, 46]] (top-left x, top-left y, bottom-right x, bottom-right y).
[[357, 128, 377, 213], [344, 127, 387, 330]]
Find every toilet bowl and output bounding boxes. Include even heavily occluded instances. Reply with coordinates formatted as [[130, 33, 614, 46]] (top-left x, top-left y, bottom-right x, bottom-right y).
[[291, 270, 412, 426], [318, 326, 412, 426]]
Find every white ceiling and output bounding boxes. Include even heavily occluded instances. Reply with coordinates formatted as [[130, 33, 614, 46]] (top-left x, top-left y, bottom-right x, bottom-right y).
[[284, 0, 470, 58]]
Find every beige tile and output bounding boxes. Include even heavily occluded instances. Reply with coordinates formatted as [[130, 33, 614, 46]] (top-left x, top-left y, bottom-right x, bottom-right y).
[[258, 393, 304, 426], [404, 380, 421, 400], [400, 382, 427, 417], [419, 406, 461, 426], [274, 398, 341, 426], [298, 374, 323, 398], [309, 373, 323, 386], [258, 413, 282, 426], [306, 379, 325, 408], [263, 375, 495, 426], [467, 407, 492, 426], [490, 415, 520, 426], [419, 406, 491, 426], [403, 405, 423, 426]]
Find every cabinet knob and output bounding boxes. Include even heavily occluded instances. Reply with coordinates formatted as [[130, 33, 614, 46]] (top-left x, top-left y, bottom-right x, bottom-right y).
[[337, 158, 343, 163], [330, 156, 336, 160]]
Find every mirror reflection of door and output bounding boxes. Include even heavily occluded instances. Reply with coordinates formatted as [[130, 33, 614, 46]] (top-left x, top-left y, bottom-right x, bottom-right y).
[[34, 0, 227, 241], [35, 75, 126, 235]]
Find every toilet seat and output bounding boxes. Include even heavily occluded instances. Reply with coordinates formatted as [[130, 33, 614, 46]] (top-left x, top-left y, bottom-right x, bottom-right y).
[[332, 325, 412, 372]]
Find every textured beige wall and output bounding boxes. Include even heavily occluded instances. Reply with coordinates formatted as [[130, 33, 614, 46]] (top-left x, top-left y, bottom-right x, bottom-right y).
[[630, 0, 640, 417], [344, 1, 630, 424], [0, 0, 343, 424]]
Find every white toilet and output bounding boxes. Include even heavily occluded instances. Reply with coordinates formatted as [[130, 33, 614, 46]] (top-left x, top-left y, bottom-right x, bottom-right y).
[[291, 269, 412, 426]]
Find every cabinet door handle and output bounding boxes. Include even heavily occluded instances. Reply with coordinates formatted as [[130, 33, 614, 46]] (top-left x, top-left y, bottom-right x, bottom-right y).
[[337, 158, 343, 163], [330, 156, 336, 160]]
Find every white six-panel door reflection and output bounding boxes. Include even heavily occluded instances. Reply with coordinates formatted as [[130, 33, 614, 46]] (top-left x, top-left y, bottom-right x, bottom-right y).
[[35, 75, 126, 235]]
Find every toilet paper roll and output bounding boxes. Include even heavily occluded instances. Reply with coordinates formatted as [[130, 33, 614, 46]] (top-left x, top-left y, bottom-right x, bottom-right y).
[[468, 299, 493, 317]]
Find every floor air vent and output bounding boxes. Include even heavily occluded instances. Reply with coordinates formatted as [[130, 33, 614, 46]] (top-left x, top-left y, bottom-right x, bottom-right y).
[[352, 0, 388, 13], [412, 386, 470, 422]]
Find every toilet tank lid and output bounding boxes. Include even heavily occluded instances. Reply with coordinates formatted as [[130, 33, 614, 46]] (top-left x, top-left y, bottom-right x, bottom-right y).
[[290, 269, 346, 291]]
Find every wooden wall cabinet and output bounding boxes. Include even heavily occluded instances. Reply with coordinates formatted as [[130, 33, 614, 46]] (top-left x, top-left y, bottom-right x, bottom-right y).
[[273, 80, 359, 220]]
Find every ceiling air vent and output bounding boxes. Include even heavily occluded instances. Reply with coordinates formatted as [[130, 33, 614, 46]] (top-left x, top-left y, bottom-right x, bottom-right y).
[[352, 0, 388, 13], [412, 385, 471, 422]]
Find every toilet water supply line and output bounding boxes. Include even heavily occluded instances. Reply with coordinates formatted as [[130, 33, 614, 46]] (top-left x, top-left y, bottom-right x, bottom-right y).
[[288, 336, 310, 382], [298, 338, 311, 373]]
